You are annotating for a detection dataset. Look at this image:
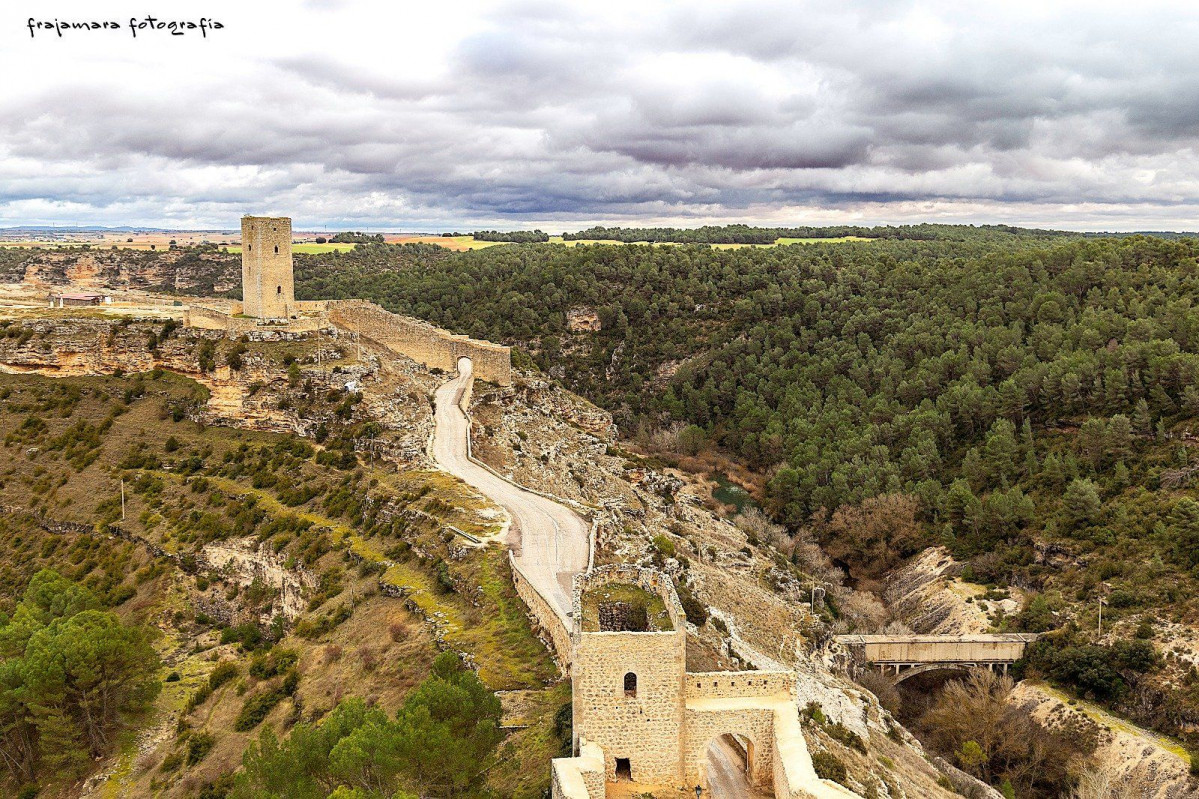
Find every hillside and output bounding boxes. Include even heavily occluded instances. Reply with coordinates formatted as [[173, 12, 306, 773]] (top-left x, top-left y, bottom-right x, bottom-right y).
[[282, 233, 1199, 794], [0, 322, 566, 798], [6, 233, 1199, 794]]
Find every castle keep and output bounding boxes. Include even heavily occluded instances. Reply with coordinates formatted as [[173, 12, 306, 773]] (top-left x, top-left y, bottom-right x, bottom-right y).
[[183, 215, 512, 385], [240, 216, 295, 319]]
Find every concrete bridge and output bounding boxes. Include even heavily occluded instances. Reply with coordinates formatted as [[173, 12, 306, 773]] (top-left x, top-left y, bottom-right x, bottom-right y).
[[834, 634, 1038, 683]]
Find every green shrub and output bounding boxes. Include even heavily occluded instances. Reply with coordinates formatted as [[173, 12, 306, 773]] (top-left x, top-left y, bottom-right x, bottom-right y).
[[186, 731, 216, 766], [811, 751, 848, 784]]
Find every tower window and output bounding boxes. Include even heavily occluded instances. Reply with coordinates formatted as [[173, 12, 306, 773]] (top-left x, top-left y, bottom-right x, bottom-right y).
[[623, 672, 637, 698], [277, 286, 282, 294], [247, 244, 251, 251], [274, 245, 279, 254]]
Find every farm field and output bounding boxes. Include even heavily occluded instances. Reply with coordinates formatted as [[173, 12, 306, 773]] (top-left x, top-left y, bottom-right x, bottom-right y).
[[226, 242, 358, 254], [384, 234, 510, 251], [545, 234, 872, 248]]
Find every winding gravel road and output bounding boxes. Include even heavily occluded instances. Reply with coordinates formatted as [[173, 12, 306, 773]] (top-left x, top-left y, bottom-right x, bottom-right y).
[[432, 358, 757, 799], [431, 357, 589, 625]]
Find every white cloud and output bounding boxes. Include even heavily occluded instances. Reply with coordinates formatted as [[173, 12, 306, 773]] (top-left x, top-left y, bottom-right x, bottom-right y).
[[2, 0, 1199, 229]]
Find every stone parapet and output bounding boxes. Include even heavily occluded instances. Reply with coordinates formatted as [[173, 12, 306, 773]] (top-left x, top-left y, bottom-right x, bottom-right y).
[[685, 670, 796, 701], [550, 741, 605, 799], [510, 551, 573, 670]]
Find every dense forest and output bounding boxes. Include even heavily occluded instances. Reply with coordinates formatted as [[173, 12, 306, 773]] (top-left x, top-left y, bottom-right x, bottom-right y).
[[470, 230, 549, 243], [560, 222, 1075, 243], [295, 233, 1199, 743]]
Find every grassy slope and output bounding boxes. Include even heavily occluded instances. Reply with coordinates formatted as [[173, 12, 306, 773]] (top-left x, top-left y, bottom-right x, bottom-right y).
[[0, 368, 563, 798]]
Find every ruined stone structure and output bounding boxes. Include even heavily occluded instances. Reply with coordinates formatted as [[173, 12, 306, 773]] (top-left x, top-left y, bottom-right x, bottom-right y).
[[834, 633, 1038, 683], [240, 216, 295, 319], [181, 214, 512, 385], [553, 565, 859, 799], [326, 300, 512, 386]]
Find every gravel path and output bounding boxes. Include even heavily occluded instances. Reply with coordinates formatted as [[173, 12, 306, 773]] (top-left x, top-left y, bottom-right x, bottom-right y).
[[431, 357, 589, 626]]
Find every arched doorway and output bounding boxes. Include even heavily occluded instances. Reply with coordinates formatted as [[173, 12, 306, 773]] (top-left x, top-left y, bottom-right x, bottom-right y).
[[703, 734, 771, 798]]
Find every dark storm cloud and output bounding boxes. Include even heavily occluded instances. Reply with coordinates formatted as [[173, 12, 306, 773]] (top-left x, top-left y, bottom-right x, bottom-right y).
[[3, 0, 1199, 228]]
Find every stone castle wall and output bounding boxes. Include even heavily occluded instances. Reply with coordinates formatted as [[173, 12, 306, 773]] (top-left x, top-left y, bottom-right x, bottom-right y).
[[325, 300, 512, 386], [570, 564, 686, 635], [571, 628, 686, 784], [510, 552, 573, 669], [183, 306, 324, 335], [241, 216, 295, 319], [685, 670, 796, 701]]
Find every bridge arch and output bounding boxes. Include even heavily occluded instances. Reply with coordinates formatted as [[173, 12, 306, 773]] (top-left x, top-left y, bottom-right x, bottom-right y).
[[890, 662, 972, 684]]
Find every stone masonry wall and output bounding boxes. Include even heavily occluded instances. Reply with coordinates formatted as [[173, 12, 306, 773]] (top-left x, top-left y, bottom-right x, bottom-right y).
[[550, 741, 605, 799], [183, 306, 325, 335], [570, 564, 688, 785], [685, 670, 796, 701], [571, 629, 686, 784], [326, 300, 512, 385], [510, 552, 573, 669]]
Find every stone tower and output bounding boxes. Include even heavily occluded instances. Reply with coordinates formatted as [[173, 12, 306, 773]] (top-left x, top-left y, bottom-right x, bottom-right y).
[[241, 216, 294, 319], [570, 565, 687, 785]]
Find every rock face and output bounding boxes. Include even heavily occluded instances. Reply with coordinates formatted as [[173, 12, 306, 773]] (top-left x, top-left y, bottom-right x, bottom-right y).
[[0, 315, 435, 458], [565, 307, 601, 332], [202, 536, 318, 622], [7, 248, 238, 295], [885, 547, 1019, 634]]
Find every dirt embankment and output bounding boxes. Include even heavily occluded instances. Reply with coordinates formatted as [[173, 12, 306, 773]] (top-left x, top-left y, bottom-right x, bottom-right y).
[[885, 547, 1019, 634], [1011, 682, 1195, 798]]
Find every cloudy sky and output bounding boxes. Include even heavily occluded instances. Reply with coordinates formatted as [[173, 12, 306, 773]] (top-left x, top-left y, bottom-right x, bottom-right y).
[[3, 0, 1199, 230]]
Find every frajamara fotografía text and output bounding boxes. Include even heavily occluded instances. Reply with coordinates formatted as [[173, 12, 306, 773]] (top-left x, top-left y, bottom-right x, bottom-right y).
[[27, 17, 224, 38]]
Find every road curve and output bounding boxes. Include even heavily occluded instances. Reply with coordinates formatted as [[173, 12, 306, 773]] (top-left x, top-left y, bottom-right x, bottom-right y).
[[431, 357, 589, 626], [435, 361, 765, 798]]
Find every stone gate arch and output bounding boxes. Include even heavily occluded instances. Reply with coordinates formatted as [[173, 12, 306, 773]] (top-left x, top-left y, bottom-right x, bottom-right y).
[[683, 707, 775, 791]]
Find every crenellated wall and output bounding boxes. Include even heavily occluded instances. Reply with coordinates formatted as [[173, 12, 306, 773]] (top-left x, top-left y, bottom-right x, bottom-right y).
[[326, 300, 512, 385], [685, 670, 796, 701]]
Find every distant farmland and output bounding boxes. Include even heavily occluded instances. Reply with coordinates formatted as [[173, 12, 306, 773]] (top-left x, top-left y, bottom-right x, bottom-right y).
[[227, 243, 358, 254]]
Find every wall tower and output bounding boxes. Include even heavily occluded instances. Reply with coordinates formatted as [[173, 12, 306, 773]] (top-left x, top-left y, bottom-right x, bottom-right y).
[[241, 216, 294, 319], [570, 565, 687, 785]]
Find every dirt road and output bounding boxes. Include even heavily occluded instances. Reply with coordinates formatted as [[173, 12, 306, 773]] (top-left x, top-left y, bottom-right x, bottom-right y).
[[706, 736, 771, 799], [431, 357, 589, 625]]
